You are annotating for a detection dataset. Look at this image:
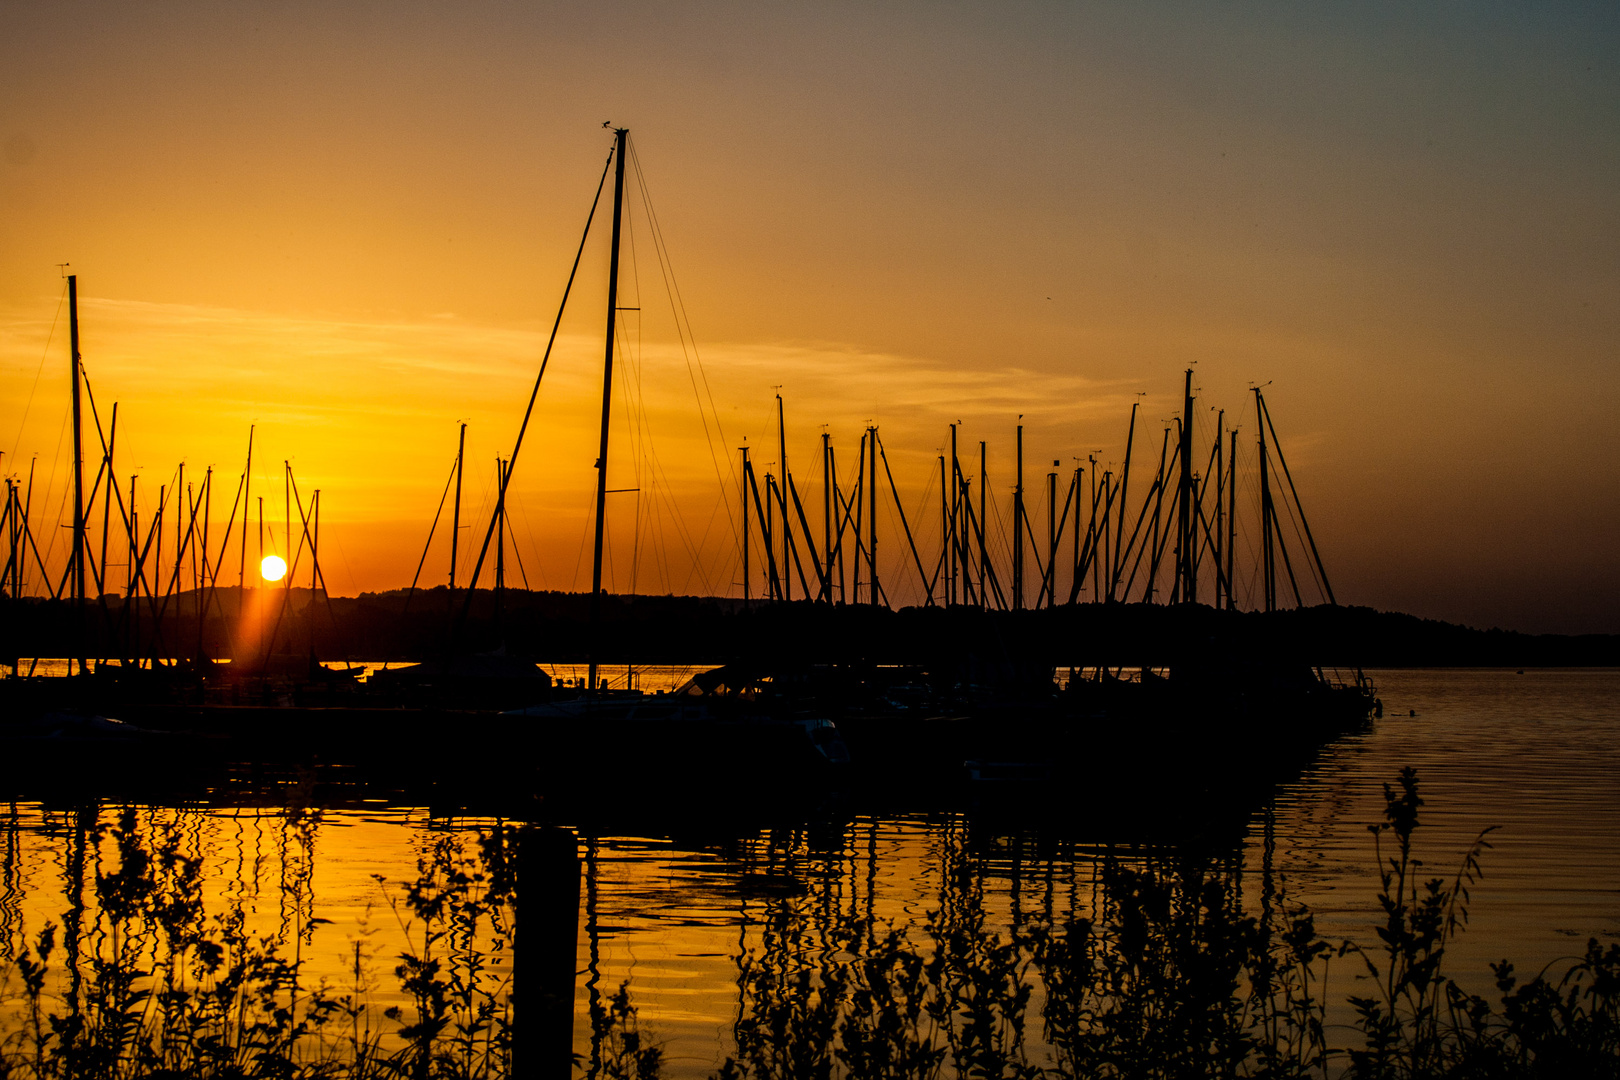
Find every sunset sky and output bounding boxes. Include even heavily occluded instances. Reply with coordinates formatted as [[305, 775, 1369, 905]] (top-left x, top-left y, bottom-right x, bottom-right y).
[[2, 1, 1616, 633]]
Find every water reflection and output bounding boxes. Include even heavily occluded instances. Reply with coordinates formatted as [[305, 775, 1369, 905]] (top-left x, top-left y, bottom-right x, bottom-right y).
[[2, 670, 1618, 1078]]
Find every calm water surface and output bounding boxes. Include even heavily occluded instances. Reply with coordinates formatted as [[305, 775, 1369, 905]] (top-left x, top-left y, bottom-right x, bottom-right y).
[[2, 668, 1616, 1075]]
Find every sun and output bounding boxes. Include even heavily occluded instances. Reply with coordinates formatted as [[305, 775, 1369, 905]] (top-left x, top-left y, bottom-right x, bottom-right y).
[[260, 554, 287, 582]]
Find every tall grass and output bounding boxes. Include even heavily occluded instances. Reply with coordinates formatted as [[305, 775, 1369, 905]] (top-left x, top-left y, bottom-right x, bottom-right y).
[[3, 771, 1617, 1078], [0, 808, 523, 1079], [706, 768, 1619, 1080]]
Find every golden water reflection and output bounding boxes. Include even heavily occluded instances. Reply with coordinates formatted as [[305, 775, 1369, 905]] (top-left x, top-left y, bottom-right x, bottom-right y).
[[1, 670, 1617, 1077]]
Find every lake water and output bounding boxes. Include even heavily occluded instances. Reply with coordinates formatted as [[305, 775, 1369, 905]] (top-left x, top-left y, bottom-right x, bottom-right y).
[[2, 667, 1616, 1075]]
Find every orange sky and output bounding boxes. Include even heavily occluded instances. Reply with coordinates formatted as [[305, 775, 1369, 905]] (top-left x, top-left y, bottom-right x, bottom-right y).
[[2, 2, 1616, 633]]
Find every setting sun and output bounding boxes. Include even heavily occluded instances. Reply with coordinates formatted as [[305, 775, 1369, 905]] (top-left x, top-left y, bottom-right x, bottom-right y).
[[260, 555, 287, 582]]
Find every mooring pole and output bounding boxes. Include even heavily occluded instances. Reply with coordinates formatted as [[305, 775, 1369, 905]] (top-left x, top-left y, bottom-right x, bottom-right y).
[[510, 825, 582, 1080]]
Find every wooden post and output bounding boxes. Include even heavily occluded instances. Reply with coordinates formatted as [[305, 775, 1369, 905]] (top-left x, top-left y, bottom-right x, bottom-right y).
[[511, 825, 582, 1080]]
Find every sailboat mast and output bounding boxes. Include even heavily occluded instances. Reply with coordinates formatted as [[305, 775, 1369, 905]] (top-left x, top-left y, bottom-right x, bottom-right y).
[[866, 426, 878, 605], [495, 458, 506, 599], [978, 442, 987, 609], [821, 432, 831, 603], [1013, 422, 1024, 610], [1046, 467, 1057, 608], [777, 394, 789, 603], [1110, 402, 1138, 601], [740, 445, 750, 607], [587, 127, 628, 694], [1226, 427, 1238, 610], [1256, 386, 1275, 612], [450, 422, 465, 593], [240, 425, 252, 594], [1213, 409, 1225, 609], [99, 404, 117, 640], [68, 275, 86, 669], [1178, 368, 1195, 603], [948, 424, 959, 605], [938, 453, 948, 607]]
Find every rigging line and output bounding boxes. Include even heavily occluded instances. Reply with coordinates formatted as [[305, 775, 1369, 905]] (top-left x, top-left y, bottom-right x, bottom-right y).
[[569, 482, 595, 593], [679, 487, 731, 595], [610, 299, 717, 596], [461, 467, 499, 582], [401, 455, 460, 619], [671, 491, 716, 596], [1259, 396, 1335, 604], [508, 501, 531, 591], [1272, 469, 1321, 602], [627, 140, 739, 545], [456, 140, 614, 629], [614, 321, 643, 596], [37, 420, 75, 582], [31, 409, 70, 578], [875, 438, 932, 606], [647, 452, 714, 593], [608, 226, 661, 596], [7, 281, 69, 467], [509, 489, 551, 592]]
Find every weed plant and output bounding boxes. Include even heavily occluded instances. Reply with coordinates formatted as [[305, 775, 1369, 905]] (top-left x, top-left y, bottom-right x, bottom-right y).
[[707, 767, 1618, 1080], [3, 771, 1617, 1078], [0, 809, 527, 1079]]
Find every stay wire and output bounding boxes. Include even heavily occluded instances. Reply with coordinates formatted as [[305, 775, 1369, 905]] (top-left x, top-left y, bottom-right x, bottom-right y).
[[627, 140, 739, 546], [401, 454, 461, 619], [7, 281, 68, 469], [456, 140, 614, 633]]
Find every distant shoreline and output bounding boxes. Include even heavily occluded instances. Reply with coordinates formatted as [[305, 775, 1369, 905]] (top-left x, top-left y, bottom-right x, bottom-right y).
[[4, 588, 1615, 669]]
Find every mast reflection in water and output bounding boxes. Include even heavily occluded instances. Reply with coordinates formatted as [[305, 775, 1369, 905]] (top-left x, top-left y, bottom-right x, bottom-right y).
[[0, 669, 1617, 1078]]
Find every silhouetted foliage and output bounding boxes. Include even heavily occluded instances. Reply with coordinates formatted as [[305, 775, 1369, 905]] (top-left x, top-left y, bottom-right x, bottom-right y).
[[3, 773, 1617, 1078]]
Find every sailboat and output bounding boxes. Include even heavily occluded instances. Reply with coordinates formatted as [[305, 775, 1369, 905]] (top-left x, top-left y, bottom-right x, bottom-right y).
[[487, 127, 850, 780]]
